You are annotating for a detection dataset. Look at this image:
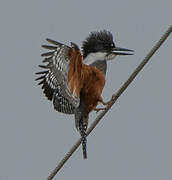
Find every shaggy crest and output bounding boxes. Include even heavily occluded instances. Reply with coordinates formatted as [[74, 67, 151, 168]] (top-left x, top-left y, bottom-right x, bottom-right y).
[[82, 30, 115, 58]]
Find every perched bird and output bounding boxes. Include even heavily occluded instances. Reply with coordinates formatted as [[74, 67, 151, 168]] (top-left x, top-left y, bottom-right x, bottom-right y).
[[36, 30, 134, 159]]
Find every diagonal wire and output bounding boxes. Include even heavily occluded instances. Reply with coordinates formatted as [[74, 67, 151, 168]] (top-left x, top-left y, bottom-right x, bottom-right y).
[[47, 25, 172, 180]]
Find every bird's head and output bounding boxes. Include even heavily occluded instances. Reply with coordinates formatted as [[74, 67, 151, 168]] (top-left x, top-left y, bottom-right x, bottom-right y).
[[82, 30, 134, 62]]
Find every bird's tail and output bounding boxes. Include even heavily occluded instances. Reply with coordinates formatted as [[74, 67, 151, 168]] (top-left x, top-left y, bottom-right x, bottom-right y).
[[79, 121, 87, 159], [74, 95, 88, 159]]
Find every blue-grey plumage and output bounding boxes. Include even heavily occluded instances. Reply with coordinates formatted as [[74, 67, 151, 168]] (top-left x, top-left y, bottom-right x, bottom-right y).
[[35, 30, 134, 159]]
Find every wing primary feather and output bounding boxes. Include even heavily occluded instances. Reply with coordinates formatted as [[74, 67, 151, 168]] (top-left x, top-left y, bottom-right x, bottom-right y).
[[35, 75, 45, 81], [46, 38, 63, 46], [35, 71, 48, 75], [41, 51, 54, 57], [42, 45, 57, 50], [38, 65, 49, 69], [42, 56, 53, 63], [38, 79, 44, 85]]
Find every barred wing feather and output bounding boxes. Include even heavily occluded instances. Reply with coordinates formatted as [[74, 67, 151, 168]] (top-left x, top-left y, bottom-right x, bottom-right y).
[[36, 38, 80, 114]]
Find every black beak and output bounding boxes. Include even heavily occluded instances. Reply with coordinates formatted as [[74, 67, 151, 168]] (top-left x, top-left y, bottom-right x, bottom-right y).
[[112, 47, 134, 55]]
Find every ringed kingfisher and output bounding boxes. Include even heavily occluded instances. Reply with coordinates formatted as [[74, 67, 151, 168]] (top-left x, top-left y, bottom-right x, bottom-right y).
[[36, 30, 134, 159]]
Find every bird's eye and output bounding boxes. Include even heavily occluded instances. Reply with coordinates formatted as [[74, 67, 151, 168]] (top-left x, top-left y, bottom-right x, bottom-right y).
[[111, 43, 115, 47]]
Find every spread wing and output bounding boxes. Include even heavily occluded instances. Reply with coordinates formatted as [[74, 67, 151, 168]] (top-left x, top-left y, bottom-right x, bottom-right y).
[[35, 38, 80, 114]]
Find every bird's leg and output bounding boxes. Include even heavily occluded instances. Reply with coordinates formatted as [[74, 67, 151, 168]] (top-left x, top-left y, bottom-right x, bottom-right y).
[[93, 96, 114, 113], [99, 97, 112, 106], [94, 107, 107, 113]]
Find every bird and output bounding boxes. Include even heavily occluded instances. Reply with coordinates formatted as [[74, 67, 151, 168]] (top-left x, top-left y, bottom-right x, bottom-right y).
[[35, 30, 134, 159]]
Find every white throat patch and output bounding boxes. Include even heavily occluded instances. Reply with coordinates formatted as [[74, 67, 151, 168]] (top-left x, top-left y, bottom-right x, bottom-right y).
[[83, 52, 107, 65], [83, 52, 117, 65]]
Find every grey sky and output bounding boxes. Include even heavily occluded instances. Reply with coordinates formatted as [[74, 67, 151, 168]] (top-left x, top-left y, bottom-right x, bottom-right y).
[[0, 0, 172, 180]]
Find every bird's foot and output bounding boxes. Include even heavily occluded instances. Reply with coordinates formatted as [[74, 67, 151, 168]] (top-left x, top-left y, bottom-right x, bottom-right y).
[[100, 94, 117, 106], [94, 107, 107, 113], [100, 98, 112, 106]]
